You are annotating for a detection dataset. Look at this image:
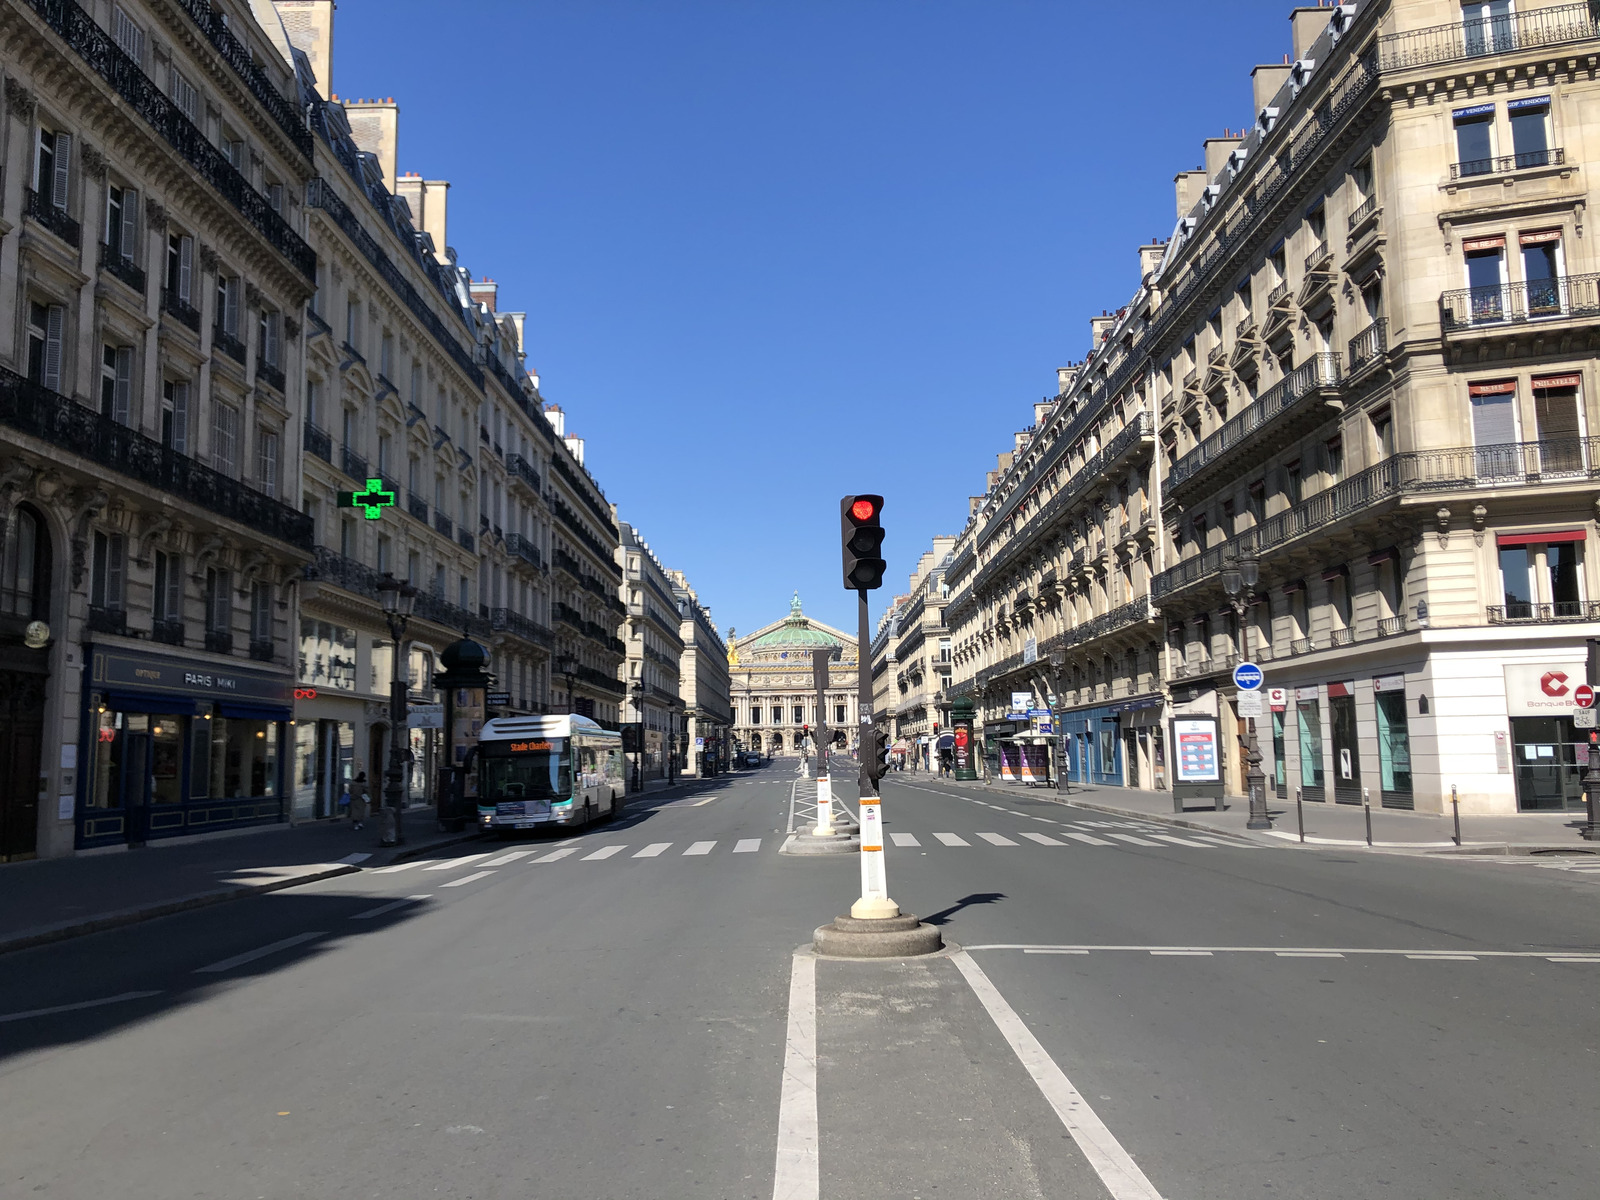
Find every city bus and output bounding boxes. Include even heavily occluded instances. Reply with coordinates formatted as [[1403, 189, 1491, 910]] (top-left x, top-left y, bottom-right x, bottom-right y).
[[474, 714, 626, 833]]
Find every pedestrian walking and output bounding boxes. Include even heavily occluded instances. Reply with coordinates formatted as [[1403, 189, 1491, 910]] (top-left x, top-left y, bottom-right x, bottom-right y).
[[348, 771, 371, 830]]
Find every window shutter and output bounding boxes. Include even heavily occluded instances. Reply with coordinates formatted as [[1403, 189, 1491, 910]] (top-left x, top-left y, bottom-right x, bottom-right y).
[[120, 188, 138, 261], [165, 553, 183, 619], [224, 277, 239, 335], [108, 535, 126, 608], [171, 381, 189, 455], [42, 305, 64, 392], [265, 311, 279, 366], [178, 235, 193, 302], [113, 346, 132, 425], [52, 132, 71, 210], [91, 532, 108, 609]]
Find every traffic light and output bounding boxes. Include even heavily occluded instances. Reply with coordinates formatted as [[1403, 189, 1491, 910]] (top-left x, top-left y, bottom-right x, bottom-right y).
[[840, 495, 887, 592], [868, 726, 891, 787]]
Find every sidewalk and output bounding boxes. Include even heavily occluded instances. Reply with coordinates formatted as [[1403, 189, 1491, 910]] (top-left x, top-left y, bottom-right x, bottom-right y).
[[0, 809, 484, 958], [900, 771, 1592, 853]]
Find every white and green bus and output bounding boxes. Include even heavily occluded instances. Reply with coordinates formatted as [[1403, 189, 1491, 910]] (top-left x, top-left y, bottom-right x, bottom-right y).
[[474, 714, 626, 832]]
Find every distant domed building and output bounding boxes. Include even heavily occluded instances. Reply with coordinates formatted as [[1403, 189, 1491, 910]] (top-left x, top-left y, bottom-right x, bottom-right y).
[[728, 594, 859, 755]]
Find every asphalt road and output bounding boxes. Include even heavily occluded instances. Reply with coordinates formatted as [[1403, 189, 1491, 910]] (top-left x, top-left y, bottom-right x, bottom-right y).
[[1, 761, 1596, 1199]]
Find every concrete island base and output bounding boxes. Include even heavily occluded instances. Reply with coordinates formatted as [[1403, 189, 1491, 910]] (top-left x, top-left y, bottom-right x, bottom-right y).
[[813, 913, 944, 958], [781, 832, 861, 856]]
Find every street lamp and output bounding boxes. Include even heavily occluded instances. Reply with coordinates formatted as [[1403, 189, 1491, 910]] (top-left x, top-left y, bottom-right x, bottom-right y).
[[1221, 550, 1270, 831], [376, 571, 418, 846], [1049, 649, 1068, 793], [559, 653, 577, 713], [630, 681, 645, 792]]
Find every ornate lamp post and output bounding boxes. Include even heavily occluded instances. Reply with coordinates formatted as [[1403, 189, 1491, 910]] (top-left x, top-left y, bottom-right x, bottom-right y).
[[630, 681, 645, 792], [375, 572, 418, 846], [1049, 648, 1068, 792], [1222, 550, 1271, 831]]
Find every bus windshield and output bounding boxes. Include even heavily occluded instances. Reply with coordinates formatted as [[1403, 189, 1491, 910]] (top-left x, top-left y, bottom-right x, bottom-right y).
[[479, 739, 571, 802]]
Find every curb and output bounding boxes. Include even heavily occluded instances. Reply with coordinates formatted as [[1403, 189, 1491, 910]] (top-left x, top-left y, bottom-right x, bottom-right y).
[[0, 829, 490, 959]]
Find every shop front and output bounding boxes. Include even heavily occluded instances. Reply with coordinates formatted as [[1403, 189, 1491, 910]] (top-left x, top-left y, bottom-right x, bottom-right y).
[[79, 647, 292, 848], [1504, 660, 1588, 811], [1108, 696, 1165, 790], [1060, 704, 1123, 786]]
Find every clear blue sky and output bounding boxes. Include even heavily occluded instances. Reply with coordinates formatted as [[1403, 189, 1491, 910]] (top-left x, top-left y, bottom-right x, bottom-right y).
[[331, 0, 1295, 641]]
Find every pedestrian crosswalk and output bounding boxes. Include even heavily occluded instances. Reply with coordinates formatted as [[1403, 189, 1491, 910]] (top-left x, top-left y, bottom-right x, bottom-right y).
[[890, 822, 1240, 852]]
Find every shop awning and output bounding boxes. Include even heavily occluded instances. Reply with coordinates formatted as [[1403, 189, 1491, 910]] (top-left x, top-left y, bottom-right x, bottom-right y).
[[105, 692, 197, 715], [1497, 530, 1586, 547], [936, 734, 955, 750], [216, 702, 293, 721]]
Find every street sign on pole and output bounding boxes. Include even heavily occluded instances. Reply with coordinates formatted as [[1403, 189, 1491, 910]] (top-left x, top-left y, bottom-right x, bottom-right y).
[[1576, 684, 1596, 709], [1237, 692, 1265, 718], [1577, 708, 1597, 729], [1233, 662, 1264, 691]]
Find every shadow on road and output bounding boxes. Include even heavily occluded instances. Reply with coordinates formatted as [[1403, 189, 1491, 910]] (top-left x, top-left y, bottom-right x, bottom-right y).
[[923, 891, 1007, 926]]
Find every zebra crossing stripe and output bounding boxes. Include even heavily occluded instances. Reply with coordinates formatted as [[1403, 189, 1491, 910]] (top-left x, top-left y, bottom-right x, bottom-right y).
[[533, 848, 578, 863], [441, 870, 495, 888], [1105, 833, 1161, 847], [1021, 832, 1066, 846], [684, 841, 717, 856], [424, 853, 491, 871], [977, 833, 1019, 847], [1062, 832, 1114, 846], [933, 833, 970, 847], [634, 843, 672, 858], [733, 839, 762, 853], [889, 832, 921, 847], [581, 845, 627, 861]]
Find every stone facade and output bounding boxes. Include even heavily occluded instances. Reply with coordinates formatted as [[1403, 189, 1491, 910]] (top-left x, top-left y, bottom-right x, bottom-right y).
[[617, 523, 684, 781], [729, 595, 859, 757], [668, 568, 732, 776]]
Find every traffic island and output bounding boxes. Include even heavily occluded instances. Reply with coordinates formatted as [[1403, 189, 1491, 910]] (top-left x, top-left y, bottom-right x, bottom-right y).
[[781, 830, 860, 856], [813, 913, 943, 957]]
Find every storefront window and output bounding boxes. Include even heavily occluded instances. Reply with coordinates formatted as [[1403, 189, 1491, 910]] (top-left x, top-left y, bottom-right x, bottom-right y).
[[299, 619, 357, 691], [1375, 693, 1413, 807], [149, 716, 185, 804], [192, 711, 213, 796], [1297, 700, 1324, 797], [1330, 694, 1362, 805], [209, 717, 279, 798], [294, 722, 318, 819], [90, 708, 121, 810], [1511, 716, 1585, 811], [1271, 710, 1287, 797]]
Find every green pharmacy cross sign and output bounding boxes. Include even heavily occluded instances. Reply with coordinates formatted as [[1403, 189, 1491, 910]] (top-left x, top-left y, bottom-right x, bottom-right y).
[[340, 478, 396, 520]]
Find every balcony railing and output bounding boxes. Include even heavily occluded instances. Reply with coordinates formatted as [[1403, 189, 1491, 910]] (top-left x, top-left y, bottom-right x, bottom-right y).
[[490, 607, 555, 648], [0, 365, 311, 548], [551, 455, 619, 536], [1440, 273, 1600, 331], [27, 0, 315, 278], [302, 422, 332, 463], [507, 453, 541, 493], [1450, 147, 1565, 180], [1488, 601, 1600, 624], [1304, 241, 1331, 273], [205, 630, 233, 655], [407, 492, 429, 523], [412, 588, 488, 636], [151, 618, 184, 646], [162, 288, 201, 333], [171, 0, 313, 158], [1348, 318, 1387, 373], [1167, 353, 1341, 493], [340, 446, 368, 481], [457, 528, 476, 553], [507, 533, 544, 570], [433, 511, 454, 539], [24, 187, 81, 248], [1291, 637, 1317, 656], [1157, 436, 1600, 600], [1330, 627, 1355, 648], [256, 361, 286, 394], [98, 242, 145, 294], [248, 637, 274, 662], [1377, 4, 1599, 72], [1377, 615, 1407, 638], [553, 499, 622, 577], [212, 326, 247, 366], [88, 605, 126, 635], [1267, 281, 1291, 309], [1347, 195, 1378, 231]]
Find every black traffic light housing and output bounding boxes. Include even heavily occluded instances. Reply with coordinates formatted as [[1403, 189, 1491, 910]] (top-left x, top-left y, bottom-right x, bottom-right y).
[[840, 495, 887, 592], [867, 726, 891, 788]]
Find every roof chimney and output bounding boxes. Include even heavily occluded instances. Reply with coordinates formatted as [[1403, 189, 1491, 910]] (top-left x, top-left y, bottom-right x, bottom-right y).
[[1290, 5, 1334, 61], [343, 97, 399, 190], [395, 175, 449, 255], [470, 278, 498, 312], [1174, 169, 1208, 219], [274, 1, 335, 96], [1252, 63, 1293, 114], [1204, 132, 1245, 181]]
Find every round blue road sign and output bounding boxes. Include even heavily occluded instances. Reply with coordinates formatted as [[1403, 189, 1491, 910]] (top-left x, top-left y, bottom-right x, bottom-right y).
[[1233, 662, 1264, 690]]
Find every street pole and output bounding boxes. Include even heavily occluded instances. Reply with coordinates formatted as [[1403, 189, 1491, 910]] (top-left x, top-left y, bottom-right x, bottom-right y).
[[813, 647, 835, 837], [382, 615, 409, 846], [854, 586, 897, 919]]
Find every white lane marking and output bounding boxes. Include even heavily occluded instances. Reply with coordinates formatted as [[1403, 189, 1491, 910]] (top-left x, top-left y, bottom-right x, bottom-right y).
[[1548, 956, 1600, 962], [1405, 954, 1477, 961], [977, 832, 1020, 847], [693, 796, 719, 807], [770, 950, 818, 1200], [0, 990, 164, 1024], [634, 843, 672, 858], [1276, 951, 1345, 958], [933, 833, 970, 847], [952, 950, 1165, 1200], [1187, 837, 1246, 848], [1062, 832, 1114, 846], [581, 845, 627, 861], [734, 839, 762, 853], [889, 832, 921, 847], [441, 870, 496, 888], [966, 944, 1566, 959], [195, 931, 325, 974], [424, 853, 492, 871], [533, 848, 578, 863], [483, 850, 534, 867], [684, 841, 717, 856], [350, 895, 430, 920], [1151, 950, 1213, 957], [1021, 832, 1066, 846], [1106, 833, 1161, 847], [372, 860, 431, 873], [1024, 948, 1088, 955], [337, 852, 372, 865], [1147, 834, 1214, 849]]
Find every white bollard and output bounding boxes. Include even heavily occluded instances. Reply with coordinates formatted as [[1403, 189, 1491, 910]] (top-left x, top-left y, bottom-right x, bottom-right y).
[[850, 796, 899, 919], [813, 773, 835, 837]]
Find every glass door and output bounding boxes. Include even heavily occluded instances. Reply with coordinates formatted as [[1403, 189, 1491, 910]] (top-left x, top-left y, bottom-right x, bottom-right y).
[[1330, 694, 1362, 805], [1297, 700, 1325, 801]]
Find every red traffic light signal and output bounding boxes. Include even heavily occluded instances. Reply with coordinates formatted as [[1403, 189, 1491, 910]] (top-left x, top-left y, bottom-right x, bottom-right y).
[[840, 494, 886, 592]]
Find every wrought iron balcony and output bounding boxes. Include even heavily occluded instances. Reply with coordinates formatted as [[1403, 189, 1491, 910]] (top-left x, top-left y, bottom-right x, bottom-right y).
[[551, 455, 619, 536], [171, 0, 312, 158], [302, 422, 332, 463], [457, 528, 475, 553], [1304, 240, 1332, 274], [256, 361, 286, 394], [1330, 627, 1355, 648], [151, 618, 185, 646], [26, 0, 314, 278], [508, 453, 541, 493], [0, 365, 312, 548], [304, 546, 381, 597], [98, 241, 145, 294], [1450, 147, 1565, 180], [205, 630, 234, 655], [407, 492, 429, 523], [24, 187, 80, 248], [412, 588, 488, 636], [1440, 273, 1600, 332], [552, 498, 622, 577], [1377, 3, 1599, 72], [248, 637, 274, 662], [1488, 601, 1600, 624], [508, 533, 544, 570], [161, 288, 201, 333], [433, 511, 454, 539], [1347, 195, 1378, 231], [1290, 637, 1317, 656], [1167, 353, 1341, 496], [88, 605, 127, 635], [340, 446, 368, 480], [1377, 615, 1407, 638], [490, 607, 555, 648], [212, 326, 247, 366], [1267, 281, 1291, 310], [1348, 318, 1388, 374]]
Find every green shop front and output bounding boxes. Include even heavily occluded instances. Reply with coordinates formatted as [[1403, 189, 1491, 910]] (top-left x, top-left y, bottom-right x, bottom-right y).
[[78, 647, 291, 848]]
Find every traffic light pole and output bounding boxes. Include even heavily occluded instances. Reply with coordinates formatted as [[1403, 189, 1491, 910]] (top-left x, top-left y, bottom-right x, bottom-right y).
[[812, 648, 835, 837], [853, 586, 897, 919]]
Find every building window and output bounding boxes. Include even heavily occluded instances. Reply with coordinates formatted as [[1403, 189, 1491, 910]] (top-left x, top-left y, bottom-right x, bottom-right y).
[[169, 66, 199, 122], [153, 551, 182, 623], [1, 506, 48, 620], [26, 301, 65, 391], [216, 273, 241, 337], [112, 3, 144, 61], [1453, 104, 1495, 174], [793, 705, 804, 724], [213, 401, 239, 476], [162, 379, 190, 453], [1520, 229, 1563, 313], [1462, 1, 1515, 58], [376, 534, 391, 575], [205, 568, 232, 635], [1508, 95, 1551, 166], [105, 183, 138, 260], [1499, 537, 1585, 618], [33, 124, 71, 211], [345, 297, 360, 350], [259, 308, 281, 367], [100, 344, 133, 424], [91, 531, 126, 612], [835, 704, 846, 724], [1370, 407, 1394, 458], [250, 581, 272, 643], [1469, 380, 1519, 463], [257, 428, 279, 498], [750, 707, 761, 724], [166, 232, 194, 302]]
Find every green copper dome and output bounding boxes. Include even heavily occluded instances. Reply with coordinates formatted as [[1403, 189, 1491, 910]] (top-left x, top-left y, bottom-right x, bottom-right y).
[[748, 592, 842, 651]]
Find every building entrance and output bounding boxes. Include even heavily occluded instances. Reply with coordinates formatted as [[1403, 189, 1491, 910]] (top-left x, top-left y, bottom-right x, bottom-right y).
[[1510, 716, 1587, 811]]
